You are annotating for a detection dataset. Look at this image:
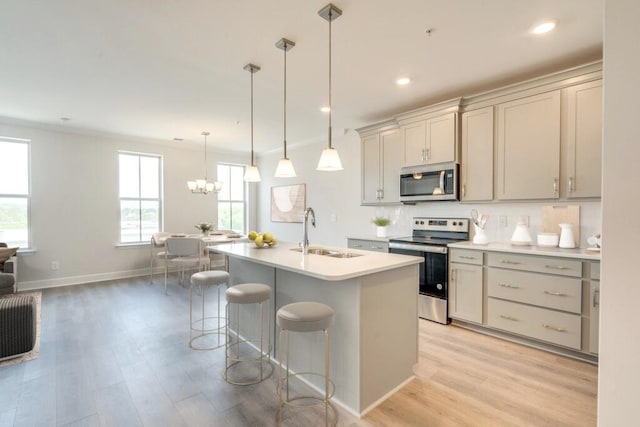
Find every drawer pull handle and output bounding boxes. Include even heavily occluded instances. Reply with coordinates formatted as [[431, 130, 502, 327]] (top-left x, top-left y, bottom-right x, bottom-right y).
[[500, 260, 521, 265], [499, 315, 519, 322], [460, 256, 476, 260], [593, 289, 600, 308], [542, 323, 566, 332], [543, 290, 567, 297], [498, 283, 520, 289], [352, 245, 363, 248], [545, 265, 569, 270], [372, 246, 383, 250]]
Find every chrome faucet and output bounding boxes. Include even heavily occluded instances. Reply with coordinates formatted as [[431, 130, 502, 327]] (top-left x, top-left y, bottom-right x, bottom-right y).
[[301, 207, 316, 254]]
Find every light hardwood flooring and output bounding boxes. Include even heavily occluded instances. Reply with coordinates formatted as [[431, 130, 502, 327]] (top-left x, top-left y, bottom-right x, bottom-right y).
[[0, 277, 597, 426]]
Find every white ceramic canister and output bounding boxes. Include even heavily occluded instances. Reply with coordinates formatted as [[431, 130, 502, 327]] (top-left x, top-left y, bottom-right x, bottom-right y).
[[473, 224, 489, 245], [558, 223, 576, 248]]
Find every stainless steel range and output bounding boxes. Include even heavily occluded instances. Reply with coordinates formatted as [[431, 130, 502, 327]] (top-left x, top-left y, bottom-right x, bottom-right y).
[[389, 217, 469, 324]]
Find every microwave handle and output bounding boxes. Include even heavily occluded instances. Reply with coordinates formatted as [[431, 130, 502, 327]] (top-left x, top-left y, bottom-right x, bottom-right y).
[[439, 170, 445, 190]]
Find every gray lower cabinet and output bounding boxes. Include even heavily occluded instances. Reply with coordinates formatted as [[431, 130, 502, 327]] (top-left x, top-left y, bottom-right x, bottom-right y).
[[589, 262, 600, 354], [450, 248, 599, 358], [347, 238, 389, 253], [449, 249, 484, 324]]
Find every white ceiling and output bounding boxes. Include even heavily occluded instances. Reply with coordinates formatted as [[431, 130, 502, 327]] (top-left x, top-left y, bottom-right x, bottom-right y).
[[0, 0, 602, 153]]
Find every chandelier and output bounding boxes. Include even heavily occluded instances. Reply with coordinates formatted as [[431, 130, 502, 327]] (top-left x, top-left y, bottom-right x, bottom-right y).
[[187, 131, 223, 194]]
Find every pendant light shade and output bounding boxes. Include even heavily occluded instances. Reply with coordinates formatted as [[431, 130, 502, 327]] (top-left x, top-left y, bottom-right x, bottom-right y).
[[187, 131, 223, 194], [316, 3, 344, 171], [243, 63, 261, 182], [275, 38, 296, 178]]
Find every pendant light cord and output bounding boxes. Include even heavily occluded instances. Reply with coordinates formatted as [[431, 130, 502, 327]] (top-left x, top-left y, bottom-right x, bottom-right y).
[[203, 133, 208, 180], [250, 70, 255, 166], [283, 42, 288, 159], [328, 8, 333, 149]]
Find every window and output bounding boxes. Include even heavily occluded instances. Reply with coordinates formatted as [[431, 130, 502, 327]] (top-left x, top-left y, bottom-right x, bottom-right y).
[[118, 152, 163, 243], [217, 164, 245, 232], [0, 138, 30, 248]]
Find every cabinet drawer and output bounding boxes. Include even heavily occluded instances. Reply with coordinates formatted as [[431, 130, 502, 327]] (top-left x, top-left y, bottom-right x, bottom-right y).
[[347, 239, 389, 253], [450, 249, 483, 265], [487, 252, 581, 277], [488, 268, 582, 313], [487, 298, 581, 350]]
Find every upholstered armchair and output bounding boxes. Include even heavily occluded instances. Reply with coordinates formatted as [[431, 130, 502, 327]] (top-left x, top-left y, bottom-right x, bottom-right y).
[[0, 243, 17, 295]]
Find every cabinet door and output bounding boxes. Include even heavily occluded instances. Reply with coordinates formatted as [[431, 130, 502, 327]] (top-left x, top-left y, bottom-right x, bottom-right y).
[[461, 107, 494, 201], [449, 262, 483, 324], [565, 80, 602, 198], [497, 91, 561, 200], [361, 134, 381, 204], [380, 129, 402, 203], [347, 238, 389, 253], [427, 113, 456, 164], [402, 121, 426, 167]]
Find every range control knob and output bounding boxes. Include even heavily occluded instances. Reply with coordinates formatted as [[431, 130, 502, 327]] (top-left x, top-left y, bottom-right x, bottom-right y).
[[437, 283, 443, 290]]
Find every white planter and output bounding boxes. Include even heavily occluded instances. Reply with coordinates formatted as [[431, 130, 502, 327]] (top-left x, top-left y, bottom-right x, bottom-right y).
[[376, 226, 387, 237]]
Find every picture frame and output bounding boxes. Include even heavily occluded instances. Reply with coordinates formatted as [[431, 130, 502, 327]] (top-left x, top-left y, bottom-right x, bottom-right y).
[[271, 184, 306, 223]]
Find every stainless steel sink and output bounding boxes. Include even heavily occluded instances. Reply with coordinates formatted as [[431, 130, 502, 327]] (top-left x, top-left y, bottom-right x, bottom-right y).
[[289, 247, 336, 255], [326, 252, 363, 258], [290, 247, 362, 258]]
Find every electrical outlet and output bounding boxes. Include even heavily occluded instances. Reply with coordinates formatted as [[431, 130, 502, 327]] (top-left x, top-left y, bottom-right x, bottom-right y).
[[51, 261, 59, 271], [499, 216, 508, 227]]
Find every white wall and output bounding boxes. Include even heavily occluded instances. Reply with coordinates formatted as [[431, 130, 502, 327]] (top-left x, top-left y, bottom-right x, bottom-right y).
[[255, 131, 601, 248], [0, 121, 247, 289], [598, 0, 640, 423]]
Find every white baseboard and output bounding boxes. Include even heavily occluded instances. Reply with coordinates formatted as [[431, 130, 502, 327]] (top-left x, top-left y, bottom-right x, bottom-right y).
[[18, 267, 157, 291]]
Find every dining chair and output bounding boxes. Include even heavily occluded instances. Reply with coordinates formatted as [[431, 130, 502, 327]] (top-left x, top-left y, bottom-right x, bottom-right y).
[[164, 237, 210, 295], [150, 232, 173, 284]]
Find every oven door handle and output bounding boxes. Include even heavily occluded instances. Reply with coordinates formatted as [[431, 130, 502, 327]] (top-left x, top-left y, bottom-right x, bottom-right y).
[[389, 242, 448, 254]]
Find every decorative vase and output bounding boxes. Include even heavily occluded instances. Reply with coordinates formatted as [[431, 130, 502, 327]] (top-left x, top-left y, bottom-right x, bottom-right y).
[[376, 226, 387, 237]]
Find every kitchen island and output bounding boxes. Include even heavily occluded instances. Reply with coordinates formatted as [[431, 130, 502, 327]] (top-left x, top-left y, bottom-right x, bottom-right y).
[[209, 241, 423, 417]]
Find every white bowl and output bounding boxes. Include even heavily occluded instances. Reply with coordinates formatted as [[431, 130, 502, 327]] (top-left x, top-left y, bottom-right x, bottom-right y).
[[537, 233, 559, 247]]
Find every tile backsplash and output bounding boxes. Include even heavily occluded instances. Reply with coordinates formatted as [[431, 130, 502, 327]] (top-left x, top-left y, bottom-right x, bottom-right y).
[[371, 200, 601, 247]]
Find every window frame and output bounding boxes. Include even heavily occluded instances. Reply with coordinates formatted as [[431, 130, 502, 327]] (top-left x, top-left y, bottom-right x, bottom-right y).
[[0, 137, 31, 249], [117, 151, 164, 244], [216, 163, 247, 233]]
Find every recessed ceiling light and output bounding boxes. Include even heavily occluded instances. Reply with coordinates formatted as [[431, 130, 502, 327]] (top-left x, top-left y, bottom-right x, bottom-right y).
[[532, 20, 557, 35], [320, 106, 331, 113], [396, 77, 411, 86]]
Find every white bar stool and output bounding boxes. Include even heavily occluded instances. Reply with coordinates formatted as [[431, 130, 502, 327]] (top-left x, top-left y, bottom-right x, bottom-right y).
[[276, 301, 336, 427], [224, 283, 273, 385], [189, 270, 229, 350]]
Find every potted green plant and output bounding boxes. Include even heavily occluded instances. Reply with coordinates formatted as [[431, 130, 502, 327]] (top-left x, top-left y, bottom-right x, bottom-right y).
[[372, 216, 391, 237], [195, 223, 213, 236]]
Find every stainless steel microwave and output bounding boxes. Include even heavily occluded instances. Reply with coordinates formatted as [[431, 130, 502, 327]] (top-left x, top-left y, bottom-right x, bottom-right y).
[[399, 162, 459, 203]]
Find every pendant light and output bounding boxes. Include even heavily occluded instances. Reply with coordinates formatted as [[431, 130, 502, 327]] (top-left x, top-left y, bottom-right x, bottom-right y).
[[274, 38, 296, 178], [187, 131, 223, 194], [316, 3, 344, 171], [243, 63, 261, 182]]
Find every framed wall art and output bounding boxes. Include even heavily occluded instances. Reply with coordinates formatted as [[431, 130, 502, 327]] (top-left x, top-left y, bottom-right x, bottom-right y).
[[271, 184, 305, 223]]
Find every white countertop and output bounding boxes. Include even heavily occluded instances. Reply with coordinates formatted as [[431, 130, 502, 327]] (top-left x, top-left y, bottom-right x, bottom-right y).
[[208, 241, 423, 281], [449, 241, 601, 261]]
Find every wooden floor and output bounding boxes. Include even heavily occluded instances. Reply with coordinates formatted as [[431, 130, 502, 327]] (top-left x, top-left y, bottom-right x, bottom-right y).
[[0, 277, 597, 426]]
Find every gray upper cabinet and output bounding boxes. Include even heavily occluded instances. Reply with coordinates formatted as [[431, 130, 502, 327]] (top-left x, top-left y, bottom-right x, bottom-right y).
[[563, 80, 603, 199], [460, 106, 494, 201], [496, 90, 561, 200], [360, 125, 403, 205], [402, 113, 457, 167]]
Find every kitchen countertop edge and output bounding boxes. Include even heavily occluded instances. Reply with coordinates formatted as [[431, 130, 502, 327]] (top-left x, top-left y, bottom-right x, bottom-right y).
[[448, 241, 601, 260], [209, 241, 424, 281]]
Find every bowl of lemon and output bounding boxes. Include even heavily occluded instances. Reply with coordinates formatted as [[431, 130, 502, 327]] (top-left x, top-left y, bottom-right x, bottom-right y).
[[248, 230, 277, 248]]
